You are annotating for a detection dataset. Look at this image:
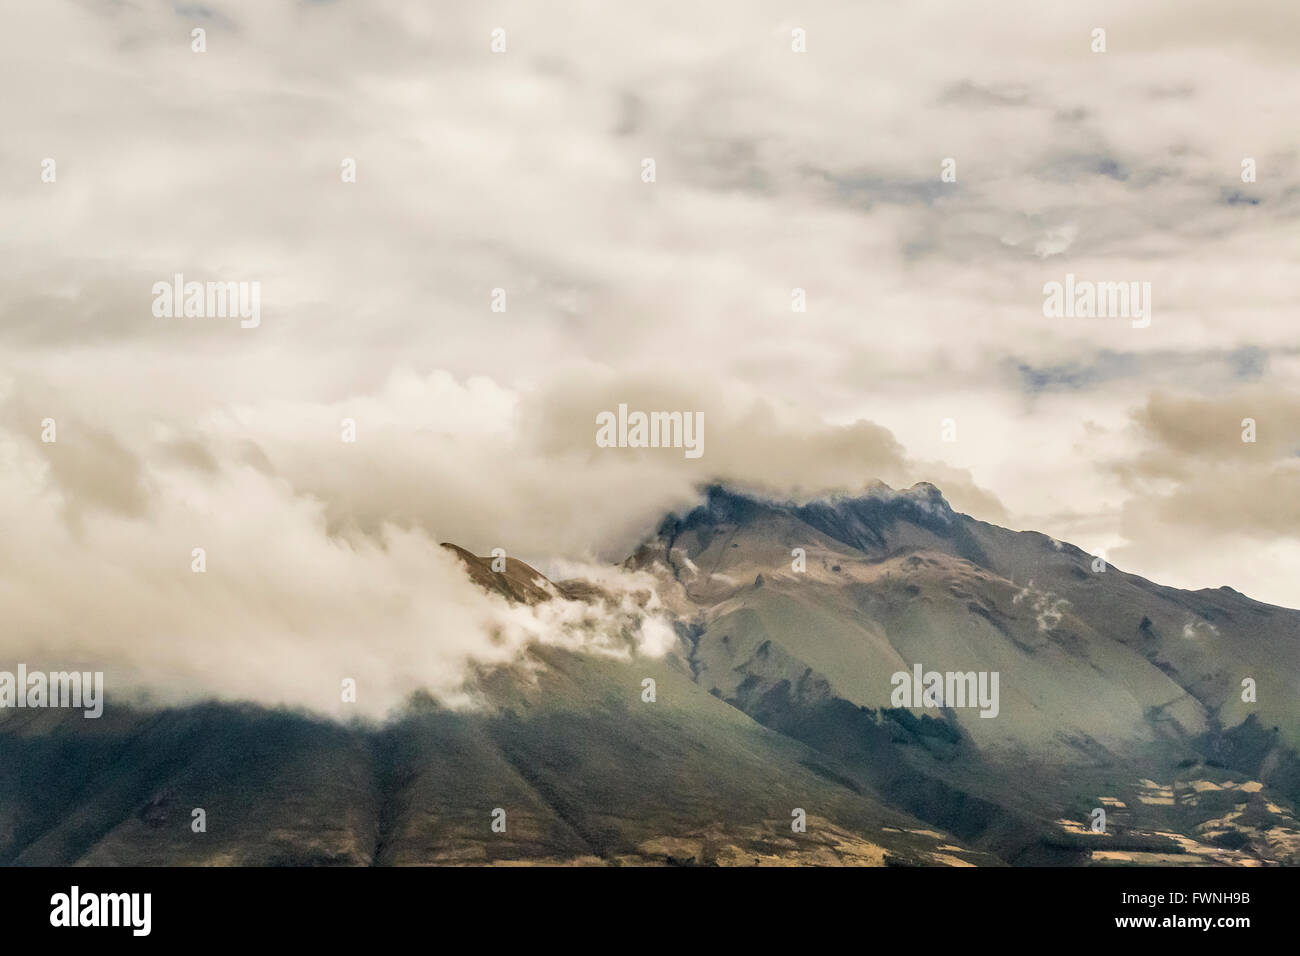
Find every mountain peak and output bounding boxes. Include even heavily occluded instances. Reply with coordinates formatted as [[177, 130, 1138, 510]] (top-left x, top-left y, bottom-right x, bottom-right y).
[[649, 480, 960, 553], [675, 480, 956, 525]]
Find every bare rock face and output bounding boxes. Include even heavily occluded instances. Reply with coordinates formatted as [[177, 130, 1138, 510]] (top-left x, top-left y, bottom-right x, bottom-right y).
[[438, 543, 567, 605]]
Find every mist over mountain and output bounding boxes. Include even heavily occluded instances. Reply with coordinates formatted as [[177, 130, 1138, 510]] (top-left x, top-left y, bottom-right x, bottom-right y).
[[2, 481, 1296, 866]]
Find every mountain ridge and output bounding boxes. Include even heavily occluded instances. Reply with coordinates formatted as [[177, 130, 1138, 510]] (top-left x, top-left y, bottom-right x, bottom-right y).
[[2, 479, 1297, 866]]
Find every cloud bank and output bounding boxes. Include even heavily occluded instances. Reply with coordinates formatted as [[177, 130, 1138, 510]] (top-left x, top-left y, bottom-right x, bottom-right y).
[[2, 0, 1298, 714]]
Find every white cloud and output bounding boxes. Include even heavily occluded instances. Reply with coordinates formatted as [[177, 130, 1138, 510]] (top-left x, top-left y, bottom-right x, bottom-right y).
[[1, 0, 1298, 714]]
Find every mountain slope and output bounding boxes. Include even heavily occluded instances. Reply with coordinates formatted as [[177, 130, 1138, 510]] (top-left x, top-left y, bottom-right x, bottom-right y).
[[625, 483, 1300, 864], [1, 481, 1296, 865]]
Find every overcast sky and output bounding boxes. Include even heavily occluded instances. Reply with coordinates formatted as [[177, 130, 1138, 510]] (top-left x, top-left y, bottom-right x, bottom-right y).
[[1, 0, 1296, 711]]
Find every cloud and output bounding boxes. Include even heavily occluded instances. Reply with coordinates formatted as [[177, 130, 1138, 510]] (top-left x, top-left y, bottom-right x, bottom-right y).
[[2, 0, 1300, 720], [1111, 387, 1300, 541], [0, 406, 680, 718], [1127, 388, 1300, 464]]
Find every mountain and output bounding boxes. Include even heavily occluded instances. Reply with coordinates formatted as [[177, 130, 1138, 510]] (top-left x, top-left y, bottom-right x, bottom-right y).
[[626, 482, 1300, 864], [2, 482, 1297, 866]]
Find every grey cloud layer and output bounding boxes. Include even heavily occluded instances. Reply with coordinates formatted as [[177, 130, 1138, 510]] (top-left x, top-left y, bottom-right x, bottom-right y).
[[1, 0, 1297, 714]]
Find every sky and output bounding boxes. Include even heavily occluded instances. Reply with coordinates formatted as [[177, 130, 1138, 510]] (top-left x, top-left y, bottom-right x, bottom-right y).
[[1, 0, 1296, 712]]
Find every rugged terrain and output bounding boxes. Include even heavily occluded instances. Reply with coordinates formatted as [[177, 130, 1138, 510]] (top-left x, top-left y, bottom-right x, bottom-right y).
[[2, 482, 1297, 866]]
